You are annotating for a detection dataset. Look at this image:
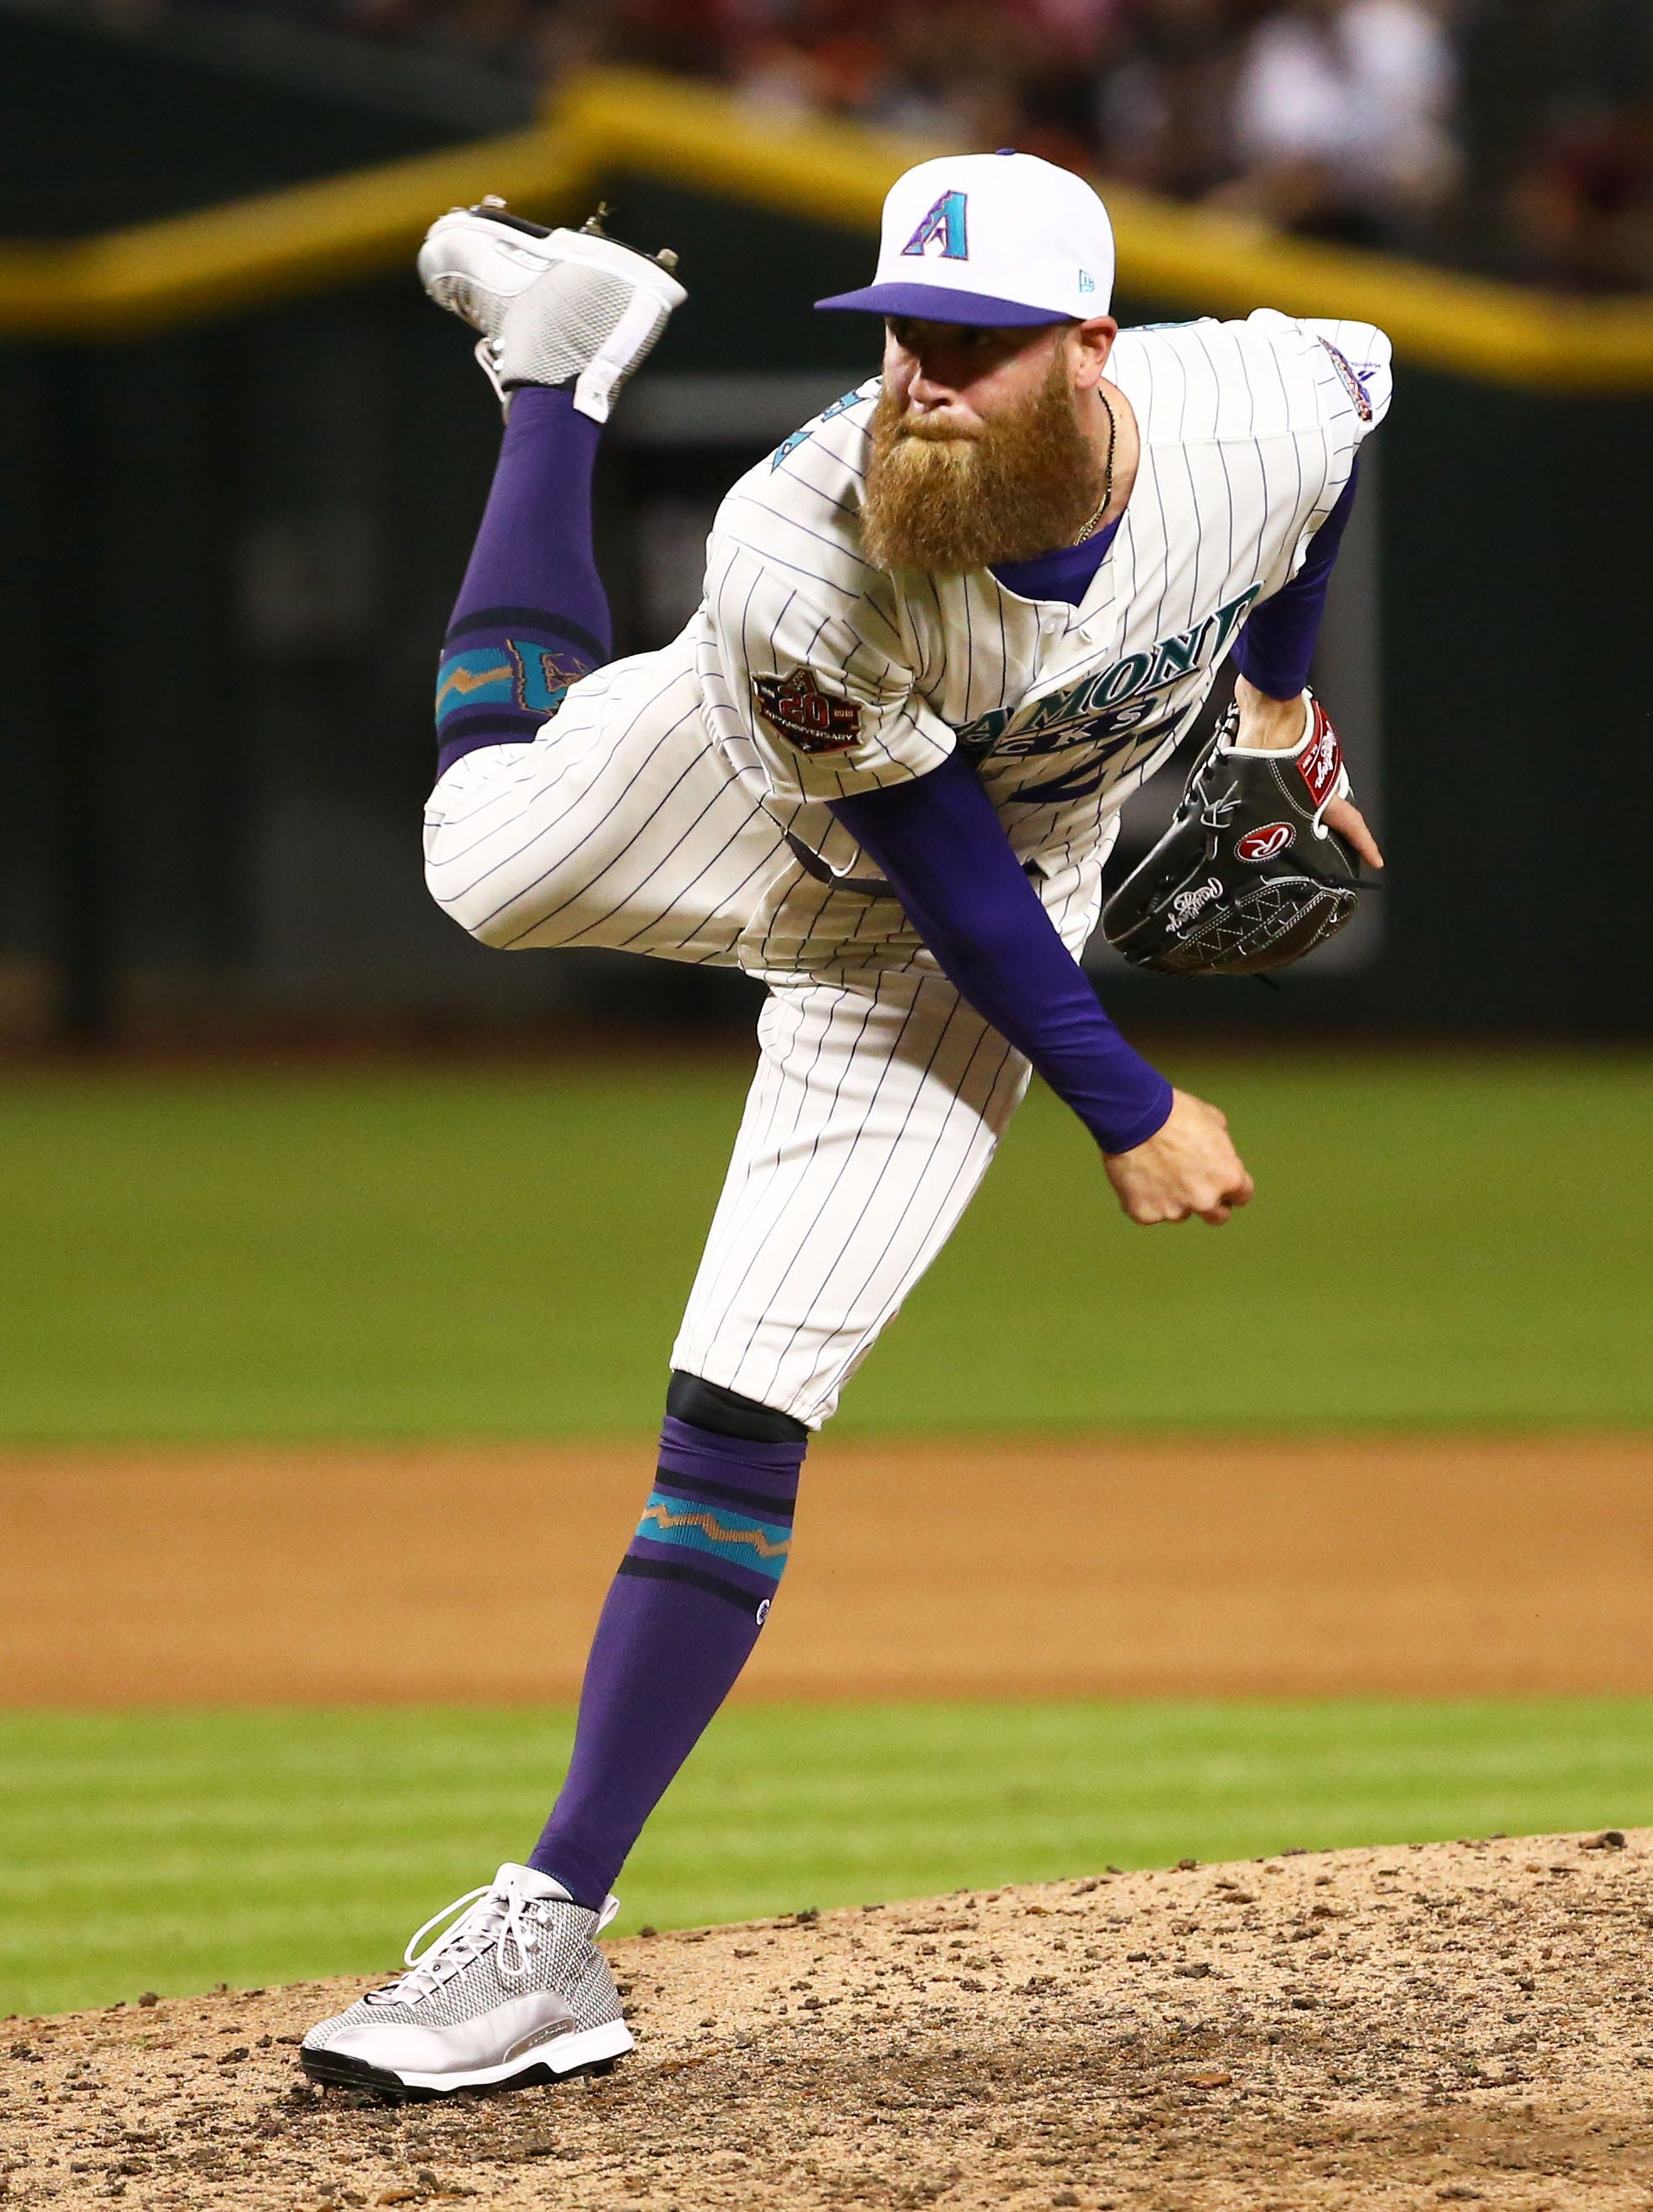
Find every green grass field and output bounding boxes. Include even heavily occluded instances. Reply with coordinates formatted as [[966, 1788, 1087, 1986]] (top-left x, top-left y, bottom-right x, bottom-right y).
[[3, 1054, 1649, 2019], [5, 1700, 1650, 2018], [1, 1050, 1649, 1439]]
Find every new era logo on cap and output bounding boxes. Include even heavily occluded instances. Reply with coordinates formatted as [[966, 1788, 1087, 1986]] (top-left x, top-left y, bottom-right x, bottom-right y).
[[816, 150, 1116, 327]]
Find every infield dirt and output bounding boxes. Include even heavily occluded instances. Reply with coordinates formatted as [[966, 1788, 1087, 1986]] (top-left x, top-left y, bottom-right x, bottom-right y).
[[5, 1831, 1652, 2209], [3, 1434, 1651, 1701]]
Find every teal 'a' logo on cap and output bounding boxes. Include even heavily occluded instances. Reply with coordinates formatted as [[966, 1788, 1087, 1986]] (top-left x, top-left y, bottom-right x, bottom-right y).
[[900, 189, 969, 261]]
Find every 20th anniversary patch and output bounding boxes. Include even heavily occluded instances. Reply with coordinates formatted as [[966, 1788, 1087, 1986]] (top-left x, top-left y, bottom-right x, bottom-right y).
[[753, 668, 863, 755]]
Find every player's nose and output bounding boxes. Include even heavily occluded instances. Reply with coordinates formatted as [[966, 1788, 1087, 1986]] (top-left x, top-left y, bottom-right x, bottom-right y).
[[906, 361, 962, 409]]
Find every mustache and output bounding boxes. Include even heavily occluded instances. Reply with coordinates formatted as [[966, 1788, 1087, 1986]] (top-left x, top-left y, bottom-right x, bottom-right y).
[[889, 410, 982, 442]]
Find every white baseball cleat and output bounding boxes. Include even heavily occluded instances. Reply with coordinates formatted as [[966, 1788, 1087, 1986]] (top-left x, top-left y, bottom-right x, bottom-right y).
[[417, 199, 686, 422], [299, 1863, 634, 2101]]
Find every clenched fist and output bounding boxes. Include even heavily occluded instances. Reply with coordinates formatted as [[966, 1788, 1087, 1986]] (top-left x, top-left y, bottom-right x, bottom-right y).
[[1104, 1088, 1254, 1226]]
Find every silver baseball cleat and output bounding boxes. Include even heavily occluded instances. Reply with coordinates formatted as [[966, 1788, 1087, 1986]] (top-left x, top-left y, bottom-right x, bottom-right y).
[[416, 198, 686, 421], [300, 1863, 633, 2100]]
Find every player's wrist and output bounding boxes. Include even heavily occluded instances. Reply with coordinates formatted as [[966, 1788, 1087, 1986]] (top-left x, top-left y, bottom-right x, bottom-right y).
[[1231, 677, 1312, 752]]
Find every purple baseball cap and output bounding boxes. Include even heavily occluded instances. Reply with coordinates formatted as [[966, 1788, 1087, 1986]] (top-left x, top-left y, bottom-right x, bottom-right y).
[[814, 281, 1073, 325]]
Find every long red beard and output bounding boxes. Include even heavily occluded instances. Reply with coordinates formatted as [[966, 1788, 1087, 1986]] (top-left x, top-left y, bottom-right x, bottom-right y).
[[861, 352, 1106, 573]]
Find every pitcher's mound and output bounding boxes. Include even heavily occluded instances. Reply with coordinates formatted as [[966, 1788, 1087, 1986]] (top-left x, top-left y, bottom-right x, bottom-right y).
[[7, 1832, 1651, 2209]]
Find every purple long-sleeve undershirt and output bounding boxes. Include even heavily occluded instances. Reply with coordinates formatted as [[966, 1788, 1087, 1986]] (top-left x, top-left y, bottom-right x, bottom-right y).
[[828, 752, 1173, 1155], [1232, 460, 1360, 700], [821, 467, 1360, 1151]]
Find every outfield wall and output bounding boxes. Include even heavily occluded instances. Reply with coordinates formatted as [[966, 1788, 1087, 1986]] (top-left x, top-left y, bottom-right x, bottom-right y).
[[1, 13, 1647, 1043]]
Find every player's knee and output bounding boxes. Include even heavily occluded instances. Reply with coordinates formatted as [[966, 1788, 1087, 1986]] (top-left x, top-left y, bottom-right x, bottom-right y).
[[666, 1370, 809, 1444], [421, 821, 527, 949], [424, 866, 517, 950]]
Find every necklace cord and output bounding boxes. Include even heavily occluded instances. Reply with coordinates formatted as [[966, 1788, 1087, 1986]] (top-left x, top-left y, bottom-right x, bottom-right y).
[[1074, 388, 1117, 546]]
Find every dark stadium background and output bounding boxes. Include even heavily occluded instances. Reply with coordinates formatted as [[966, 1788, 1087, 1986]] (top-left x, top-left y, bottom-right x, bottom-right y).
[[1, 0, 1648, 1049]]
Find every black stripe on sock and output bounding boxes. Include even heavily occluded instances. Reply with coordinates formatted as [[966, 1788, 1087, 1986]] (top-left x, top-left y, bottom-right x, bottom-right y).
[[437, 711, 544, 741], [444, 605, 607, 660], [616, 1555, 763, 1614], [436, 728, 536, 775], [653, 1469, 798, 1518]]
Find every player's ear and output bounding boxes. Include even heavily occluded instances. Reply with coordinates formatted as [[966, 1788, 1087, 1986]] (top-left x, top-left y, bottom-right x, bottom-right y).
[[1069, 315, 1118, 388]]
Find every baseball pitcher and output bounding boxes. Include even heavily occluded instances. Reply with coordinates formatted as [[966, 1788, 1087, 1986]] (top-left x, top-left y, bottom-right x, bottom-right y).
[[301, 150, 1389, 2098]]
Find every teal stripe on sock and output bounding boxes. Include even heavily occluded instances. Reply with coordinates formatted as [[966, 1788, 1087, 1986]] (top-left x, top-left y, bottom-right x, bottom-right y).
[[635, 1491, 790, 1581]]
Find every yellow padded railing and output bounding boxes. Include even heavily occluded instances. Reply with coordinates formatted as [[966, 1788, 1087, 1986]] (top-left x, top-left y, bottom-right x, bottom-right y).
[[1, 64, 1650, 391]]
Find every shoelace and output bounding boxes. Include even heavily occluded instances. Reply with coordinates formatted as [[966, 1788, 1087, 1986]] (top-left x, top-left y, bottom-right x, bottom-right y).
[[368, 1882, 541, 2007], [366, 1883, 621, 2008]]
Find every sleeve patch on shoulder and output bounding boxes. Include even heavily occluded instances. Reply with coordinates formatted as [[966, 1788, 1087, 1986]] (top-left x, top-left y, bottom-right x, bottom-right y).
[[1318, 337, 1373, 423], [753, 668, 863, 755]]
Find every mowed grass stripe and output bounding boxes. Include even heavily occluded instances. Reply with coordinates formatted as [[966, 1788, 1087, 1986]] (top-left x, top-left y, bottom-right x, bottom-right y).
[[0, 1052, 1648, 1439], [4, 1700, 1651, 2016]]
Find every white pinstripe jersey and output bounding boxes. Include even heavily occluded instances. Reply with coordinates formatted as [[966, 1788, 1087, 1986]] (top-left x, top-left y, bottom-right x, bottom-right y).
[[692, 309, 1392, 921]]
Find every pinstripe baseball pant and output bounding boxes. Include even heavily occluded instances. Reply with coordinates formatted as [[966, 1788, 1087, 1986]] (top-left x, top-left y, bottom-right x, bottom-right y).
[[424, 639, 1106, 1427]]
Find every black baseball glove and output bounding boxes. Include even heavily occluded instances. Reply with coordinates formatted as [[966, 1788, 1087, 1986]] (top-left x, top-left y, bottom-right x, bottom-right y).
[[1100, 694, 1367, 976]]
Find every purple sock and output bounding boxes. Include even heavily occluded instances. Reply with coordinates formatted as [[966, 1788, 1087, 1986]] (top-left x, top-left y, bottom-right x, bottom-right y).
[[529, 1417, 805, 1906], [435, 387, 612, 778]]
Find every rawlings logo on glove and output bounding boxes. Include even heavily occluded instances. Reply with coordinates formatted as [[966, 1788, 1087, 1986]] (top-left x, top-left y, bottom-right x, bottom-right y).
[[1170, 877, 1224, 930], [1101, 694, 1368, 976], [1235, 821, 1295, 863], [1297, 715, 1343, 806]]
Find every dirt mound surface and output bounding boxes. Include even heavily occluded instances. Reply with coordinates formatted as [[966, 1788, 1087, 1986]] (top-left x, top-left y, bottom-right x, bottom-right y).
[[6, 1833, 1653, 2209]]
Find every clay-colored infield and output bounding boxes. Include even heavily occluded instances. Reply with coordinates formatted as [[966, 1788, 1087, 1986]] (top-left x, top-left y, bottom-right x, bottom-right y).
[[7, 1441, 1653, 2204], [2, 1434, 1650, 1701], [7, 1833, 1653, 2209]]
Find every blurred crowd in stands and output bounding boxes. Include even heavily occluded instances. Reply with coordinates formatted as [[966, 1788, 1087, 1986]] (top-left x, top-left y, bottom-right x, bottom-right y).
[[94, 0, 1653, 286]]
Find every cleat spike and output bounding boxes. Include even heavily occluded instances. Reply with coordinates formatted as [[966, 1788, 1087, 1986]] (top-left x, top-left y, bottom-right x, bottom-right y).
[[655, 247, 679, 272]]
